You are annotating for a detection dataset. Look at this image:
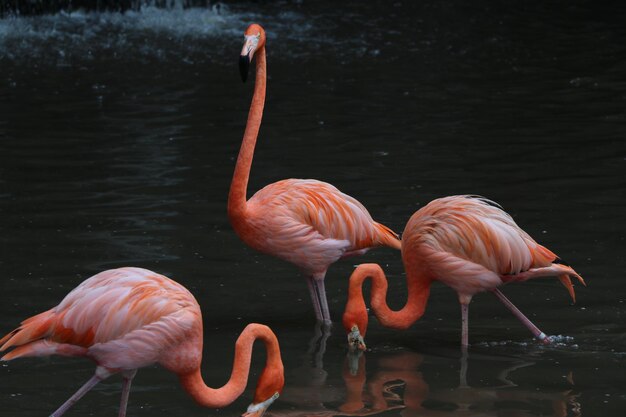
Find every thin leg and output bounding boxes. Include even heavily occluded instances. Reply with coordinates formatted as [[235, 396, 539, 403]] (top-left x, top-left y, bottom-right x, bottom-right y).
[[459, 347, 468, 388], [461, 303, 469, 348], [307, 274, 332, 325], [307, 276, 324, 322], [50, 367, 112, 417], [118, 369, 137, 417], [491, 288, 551, 345], [315, 278, 332, 325]]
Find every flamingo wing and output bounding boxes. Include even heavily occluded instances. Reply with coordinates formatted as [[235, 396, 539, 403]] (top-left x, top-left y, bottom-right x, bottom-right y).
[[1, 267, 199, 368], [251, 179, 399, 248], [404, 196, 583, 300], [246, 179, 399, 272], [406, 196, 554, 274]]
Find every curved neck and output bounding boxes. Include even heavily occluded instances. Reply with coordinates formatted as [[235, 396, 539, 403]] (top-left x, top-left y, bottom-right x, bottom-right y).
[[228, 46, 267, 226], [178, 323, 281, 408], [345, 263, 432, 332]]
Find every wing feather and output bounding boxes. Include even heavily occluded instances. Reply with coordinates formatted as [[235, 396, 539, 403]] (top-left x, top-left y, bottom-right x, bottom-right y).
[[405, 195, 554, 276], [250, 179, 399, 251], [1, 267, 199, 367]]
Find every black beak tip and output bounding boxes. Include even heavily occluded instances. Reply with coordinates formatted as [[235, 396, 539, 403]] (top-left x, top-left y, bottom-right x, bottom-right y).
[[239, 55, 250, 83]]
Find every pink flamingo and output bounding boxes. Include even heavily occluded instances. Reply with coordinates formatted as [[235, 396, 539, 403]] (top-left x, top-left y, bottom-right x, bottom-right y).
[[342, 195, 585, 349], [0, 267, 284, 417], [230, 23, 401, 324]]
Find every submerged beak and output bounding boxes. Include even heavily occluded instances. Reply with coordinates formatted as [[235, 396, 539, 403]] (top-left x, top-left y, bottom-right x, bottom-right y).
[[347, 349, 364, 375], [347, 325, 366, 352], [239, 33, 260, 83], [242, 392, 279, 417]]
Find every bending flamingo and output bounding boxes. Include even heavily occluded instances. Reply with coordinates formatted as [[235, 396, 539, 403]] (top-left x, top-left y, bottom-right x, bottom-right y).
[[342, 195, 585, 349], [231, 23, 401, 324], [0, 267, 284, 417]]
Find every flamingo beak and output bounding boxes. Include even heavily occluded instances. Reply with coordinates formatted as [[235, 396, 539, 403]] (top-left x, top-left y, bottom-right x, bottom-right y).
[[347, 349, 364, 375], [239, 34, 260, 83], [242, 392, 279, 417], [239, 55, 250, 82], [347, 325, 366, 352]]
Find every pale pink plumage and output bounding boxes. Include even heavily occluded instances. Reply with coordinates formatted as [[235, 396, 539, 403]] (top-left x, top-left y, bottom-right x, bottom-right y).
[[343, 195, 585, 348], [1, 267, 284, 417], [404, 195, 581, 305], [243, 179, 400, 274], [2, 268, 197, 367], [230, 24, 400, 324]]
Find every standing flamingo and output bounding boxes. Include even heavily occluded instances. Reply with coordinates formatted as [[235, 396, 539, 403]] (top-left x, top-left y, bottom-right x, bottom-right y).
[[0, 267, 284, 417], [342, 195, 585, 349], [230, 23, 401, 324]]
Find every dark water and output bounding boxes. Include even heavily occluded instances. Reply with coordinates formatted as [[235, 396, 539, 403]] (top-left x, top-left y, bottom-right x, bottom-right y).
[[1, 1, 625, 416]]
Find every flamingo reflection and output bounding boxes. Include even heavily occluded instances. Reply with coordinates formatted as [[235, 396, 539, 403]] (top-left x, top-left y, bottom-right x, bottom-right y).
[[280, 351, 580, 417]]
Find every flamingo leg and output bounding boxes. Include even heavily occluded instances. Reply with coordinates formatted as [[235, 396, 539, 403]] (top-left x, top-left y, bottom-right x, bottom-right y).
[[50, 367, 112, 417], [118, 369, 137, 417], [307, 274, 332, 325], [306, 276, 324, 322], [461, 303, 469, 348], [459, 348, 468, 388], [491, 288, 551, 345]]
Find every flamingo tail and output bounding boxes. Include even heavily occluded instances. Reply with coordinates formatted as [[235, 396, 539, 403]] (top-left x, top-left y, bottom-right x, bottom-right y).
[[0, 310, 55, 356], [2, 340, 58, 360], [374, 222, 401, 250], [556, 263, 586, 303], [501, 263, 585, 303]]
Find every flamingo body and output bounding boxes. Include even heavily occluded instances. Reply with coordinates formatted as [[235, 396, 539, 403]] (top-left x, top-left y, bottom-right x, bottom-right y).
[[1, 267, 284, 417], [2, 268, 200, 370], [230, 24, 400, 323], [238, 178, 400, 275], [343, 195, 585, 348], [403, 195, 578, 304]]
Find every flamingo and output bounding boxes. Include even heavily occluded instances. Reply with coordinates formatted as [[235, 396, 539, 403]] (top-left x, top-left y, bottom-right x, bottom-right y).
[[230, 23, 401, 324], [342, 195, 585, 349], [0, 267, 284, 417]]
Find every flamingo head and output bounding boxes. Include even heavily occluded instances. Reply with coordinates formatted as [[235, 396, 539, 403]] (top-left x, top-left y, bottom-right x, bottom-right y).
[[346, 324, 367, 352], [343, 293, 369, 352], [240, 23, 267, 82], [242, 357, 284, 417], [343, 306, 368, 352]]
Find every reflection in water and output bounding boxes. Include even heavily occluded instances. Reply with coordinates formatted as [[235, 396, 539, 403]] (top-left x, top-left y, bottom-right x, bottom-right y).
[[281, 350, 580, 417], [340, 352, 427, 417], [1, 1, 624, 416], [289, 323, 333, 409]]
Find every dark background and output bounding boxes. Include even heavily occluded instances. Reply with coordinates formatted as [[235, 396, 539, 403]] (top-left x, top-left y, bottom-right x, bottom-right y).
[[1, 1, 625, 416]]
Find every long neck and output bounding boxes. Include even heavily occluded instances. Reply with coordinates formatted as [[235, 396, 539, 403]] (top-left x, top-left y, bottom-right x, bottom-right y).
[[178, 323, 281, 408], [345, 263, 431, 332], [228, 46, 267, 227]]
